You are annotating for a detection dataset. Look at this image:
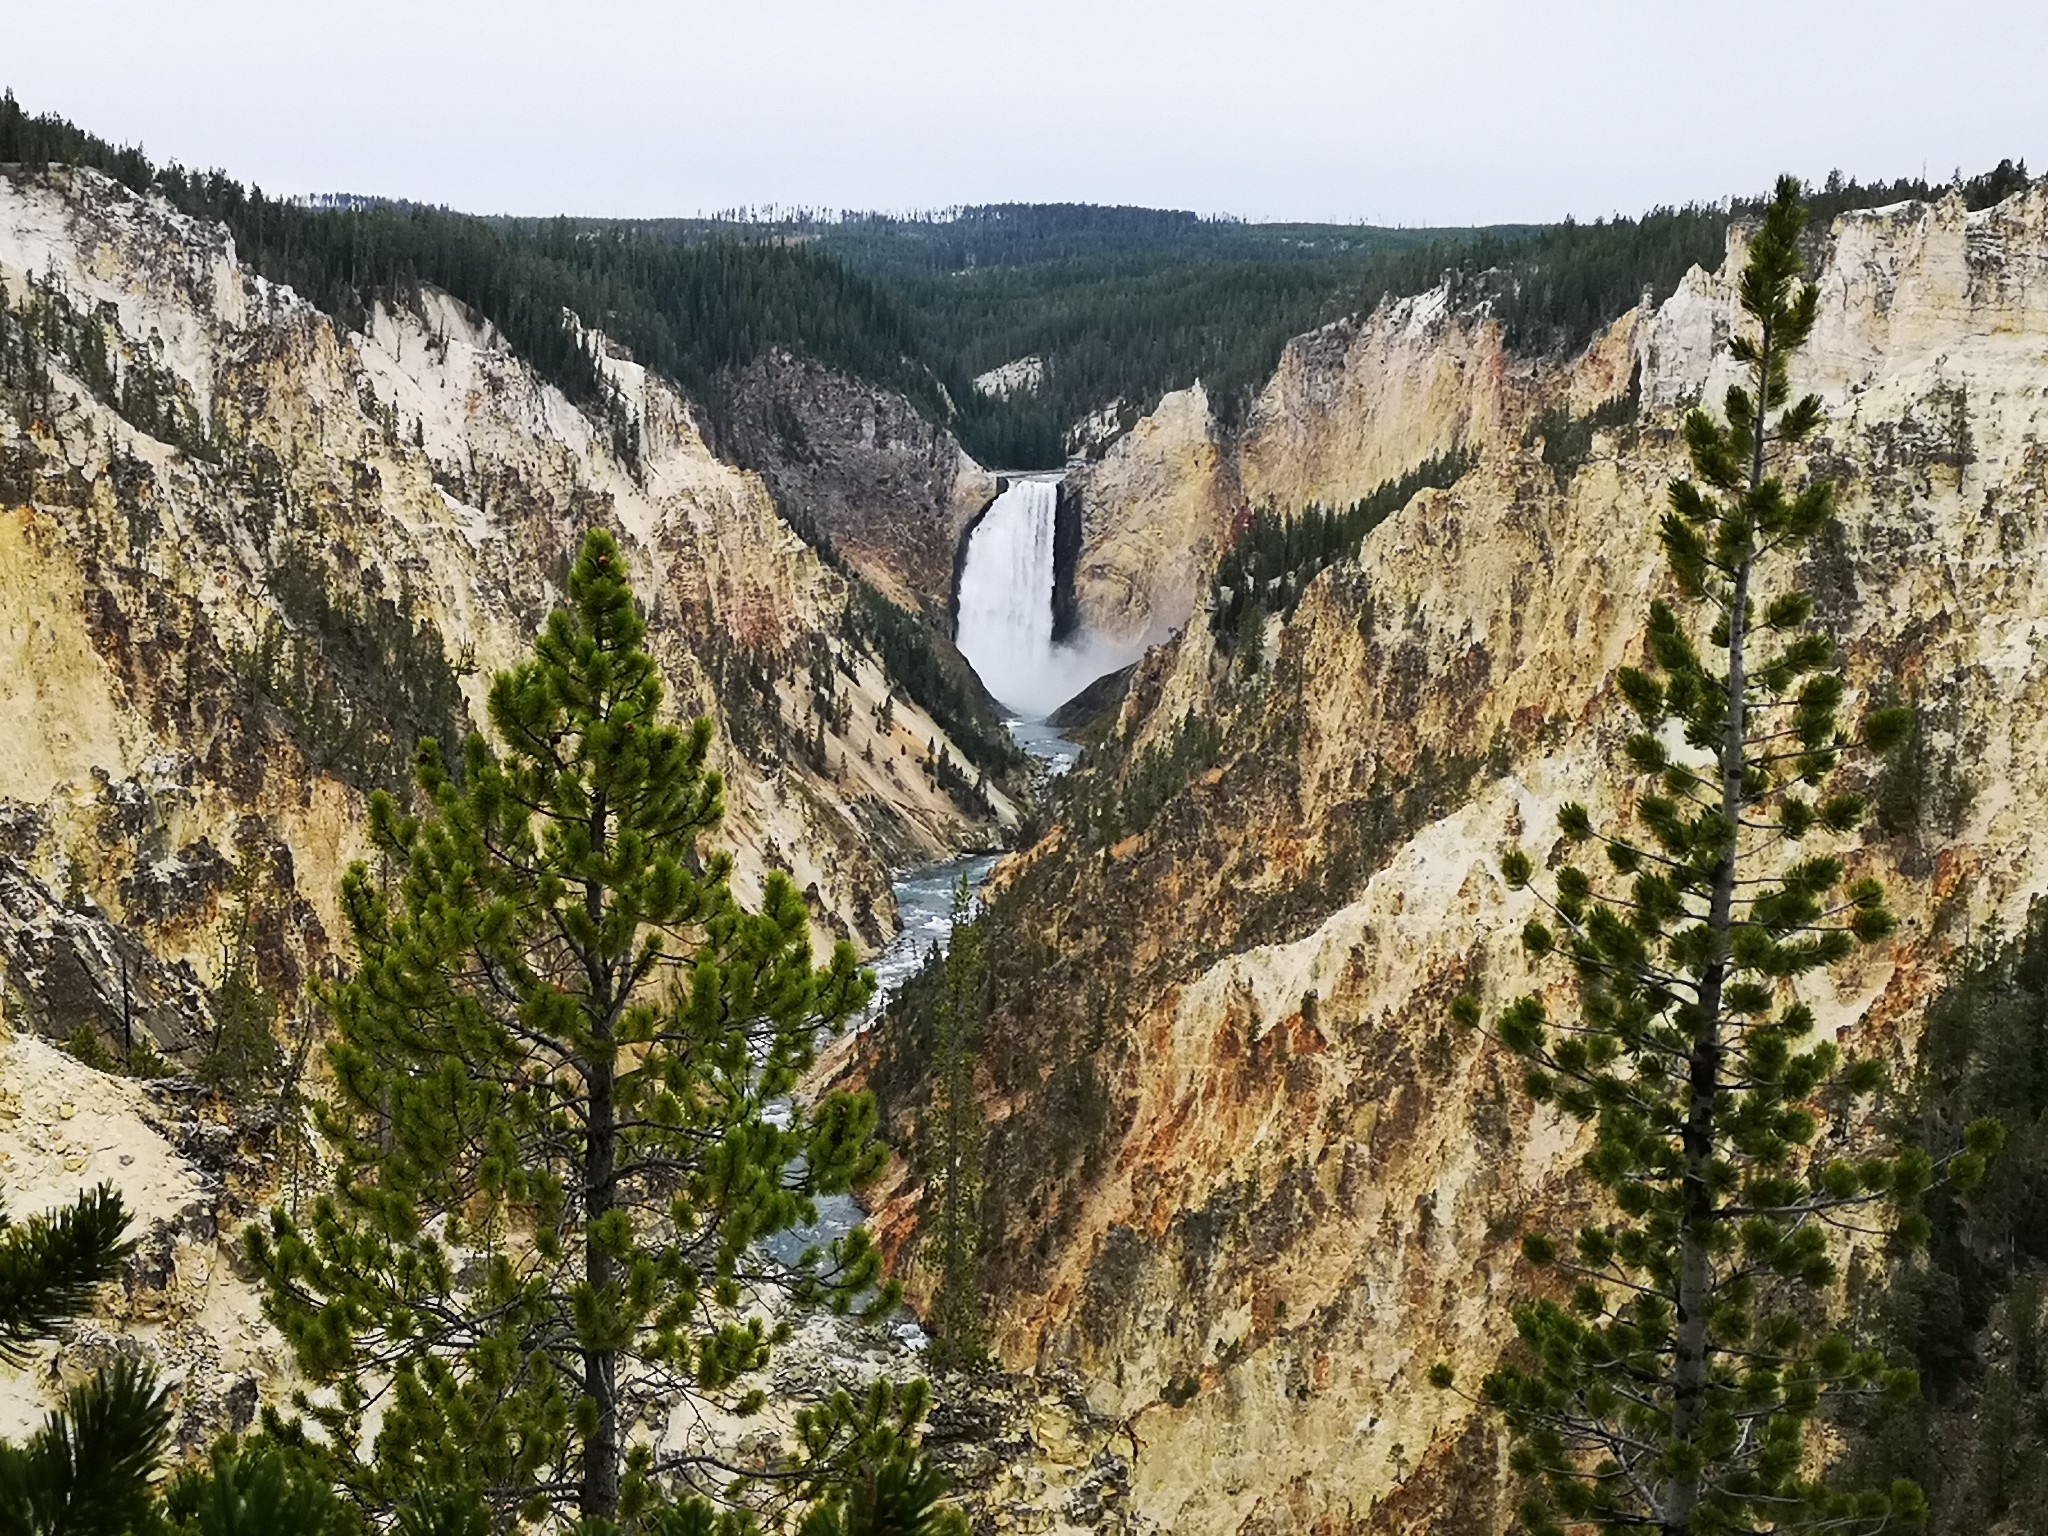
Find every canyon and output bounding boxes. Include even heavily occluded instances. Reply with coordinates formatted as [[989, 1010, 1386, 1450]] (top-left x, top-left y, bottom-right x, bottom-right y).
[[0, 163, 1024, 1026], [863, 185, 2048, 1533], [3, 145, 2048, 1536], [0, 160, 1023, 1455]]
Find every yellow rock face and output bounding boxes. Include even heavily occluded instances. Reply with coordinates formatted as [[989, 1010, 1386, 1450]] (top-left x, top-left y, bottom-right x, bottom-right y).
[[0, 165, 1009, 995], [1067, 287, 1643, 660], [1068, 383, 1241, 649], [0, 506, 144, 808], [925, 187, 2048, 1534]]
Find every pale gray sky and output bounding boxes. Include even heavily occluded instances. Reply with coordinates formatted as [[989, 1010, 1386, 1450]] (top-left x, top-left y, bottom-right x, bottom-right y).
[[10, 0, 2043, 225]]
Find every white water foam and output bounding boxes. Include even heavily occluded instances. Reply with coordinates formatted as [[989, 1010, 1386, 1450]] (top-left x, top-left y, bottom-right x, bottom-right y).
[[955, 476, 1138, 718]]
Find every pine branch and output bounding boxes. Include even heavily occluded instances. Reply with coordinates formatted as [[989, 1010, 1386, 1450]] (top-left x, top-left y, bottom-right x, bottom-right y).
[[0, 1185, 135, 1367], [0, 1356, 171, 1533]]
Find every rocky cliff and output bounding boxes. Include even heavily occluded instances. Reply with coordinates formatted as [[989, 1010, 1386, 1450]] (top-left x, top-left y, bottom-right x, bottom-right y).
[[1065, 268, 1644, 659], [0, 160, 1027, 1084], [1239, 282, 1641, 513], [722, 347, 997, 615], [865, 186, 2048, 1534], [1064, 383, 1241, 651]]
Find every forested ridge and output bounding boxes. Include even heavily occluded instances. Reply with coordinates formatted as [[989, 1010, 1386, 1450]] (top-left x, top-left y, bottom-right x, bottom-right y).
[[563, 205, 1511, 464], [2, 91, 2028, 475], [598, 202, 1464, 274], [0, 91, 949, 457], [590, 165, 2032, 465]]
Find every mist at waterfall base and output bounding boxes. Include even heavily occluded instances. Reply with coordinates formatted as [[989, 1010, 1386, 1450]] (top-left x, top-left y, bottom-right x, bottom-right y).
[[955, 477, 1142, 721]]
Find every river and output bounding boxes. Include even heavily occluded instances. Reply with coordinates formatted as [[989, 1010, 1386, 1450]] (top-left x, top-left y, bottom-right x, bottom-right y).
[[863, 851, 1001, 1014], [768, 718, 1074, 1276], [764, 851, 994, 1278]]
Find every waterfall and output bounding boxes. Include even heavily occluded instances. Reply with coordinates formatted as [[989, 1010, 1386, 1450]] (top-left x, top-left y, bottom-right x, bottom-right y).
[[956, 476, 1138, 719], [956, 479, 1060, 713]]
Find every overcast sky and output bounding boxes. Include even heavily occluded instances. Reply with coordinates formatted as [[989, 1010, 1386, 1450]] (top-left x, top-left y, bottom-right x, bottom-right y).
[[10, 0, 2044, 226]]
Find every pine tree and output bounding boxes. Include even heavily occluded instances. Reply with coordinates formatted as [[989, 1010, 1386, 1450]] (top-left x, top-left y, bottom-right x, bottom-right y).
[[249, 530, 888, 1525], [789, 1382, 968, 1536], [201, 838, 285, 1094], [0, 1184, 170, 1535], [924, 876, 987, 1369], [1435, 179, 2003, 1535], [160, 1443, 357, 1536]]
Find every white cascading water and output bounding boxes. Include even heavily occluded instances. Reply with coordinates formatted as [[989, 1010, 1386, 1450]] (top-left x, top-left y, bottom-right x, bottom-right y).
[[956, 478, 1059, 711], [956, 476, 1138, 720]]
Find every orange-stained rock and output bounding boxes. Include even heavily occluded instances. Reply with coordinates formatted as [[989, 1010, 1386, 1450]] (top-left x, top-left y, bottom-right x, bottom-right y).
[[867, 186, 2048, 1535]]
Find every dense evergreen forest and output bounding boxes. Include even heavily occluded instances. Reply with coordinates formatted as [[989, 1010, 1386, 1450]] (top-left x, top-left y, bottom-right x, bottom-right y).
[[611, 202, 1459, 273], [583, 206, 1510, 463], [587, 163, 2031, 464], [2, 91, 2029, 474], [551, 205, 1507, 464]]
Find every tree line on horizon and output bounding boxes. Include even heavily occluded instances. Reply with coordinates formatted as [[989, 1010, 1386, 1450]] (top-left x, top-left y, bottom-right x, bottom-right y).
[[595, 163, 2036, 463], [1, 91, 2031, 474]]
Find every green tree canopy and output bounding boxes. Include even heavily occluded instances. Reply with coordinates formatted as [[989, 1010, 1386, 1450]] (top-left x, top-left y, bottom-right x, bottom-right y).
[[250, 529, 892, 1526]]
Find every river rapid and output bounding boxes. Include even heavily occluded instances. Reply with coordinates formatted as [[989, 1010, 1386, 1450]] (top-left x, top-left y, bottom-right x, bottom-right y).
[[769, 715, 1073, 1273]]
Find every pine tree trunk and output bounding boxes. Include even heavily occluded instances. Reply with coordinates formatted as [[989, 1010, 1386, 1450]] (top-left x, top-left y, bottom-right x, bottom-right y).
[[1666, 324, 1772, 1535], [1669, 558, 1745, 1534], [583, 1050, 620, 1521], [581, 790, 622, 1524]]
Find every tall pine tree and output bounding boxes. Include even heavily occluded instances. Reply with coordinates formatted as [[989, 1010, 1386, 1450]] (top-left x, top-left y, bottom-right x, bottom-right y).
[[251, 530, 889, 1526], [1435, 179, 2003, 1534]]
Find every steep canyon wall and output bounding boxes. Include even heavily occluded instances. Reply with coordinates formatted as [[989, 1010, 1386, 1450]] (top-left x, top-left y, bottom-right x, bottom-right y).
[[721, 347, 997, 615], [871, 187, 2048, 1534], [0, 162, 1016, 1437]]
